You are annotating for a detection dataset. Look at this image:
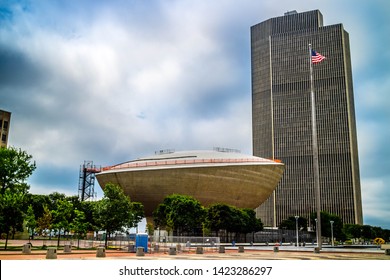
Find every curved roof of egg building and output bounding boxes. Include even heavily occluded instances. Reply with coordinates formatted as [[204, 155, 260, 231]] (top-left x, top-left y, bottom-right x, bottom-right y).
[[96, 148, 284, 215]]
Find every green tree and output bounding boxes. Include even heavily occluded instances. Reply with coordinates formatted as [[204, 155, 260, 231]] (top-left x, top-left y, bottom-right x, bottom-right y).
[[278, 217, 295, 230], [153, 203, 170, 231], [221, 206, 263, 242], [0, 147, 36, 195], [95, 183, 140, 248], [26, 194, 51, 220], [279, 216, 307, 231], [0, 190, 26, 249], [343, 224, 390, 242], [71, 209, 90, 248], [36, 205, 52, 237], [47, 192, 67, 210], [25, 205, 37, 241], [128, 202, 144, 230], [343, 224, 362, 239], [205, 203, 252, 242], [51, 199, 74, 246], [241, 208, 263, 242], [153, 194, 205, 235], [0, 147, 35, 244], [311, 211, 343, 240], [225, 206, 245, 239], [79, 200, 100, 233], [205, 204, 234, 237], [361, 225, 375, 240], [146, 222, 154, 235]]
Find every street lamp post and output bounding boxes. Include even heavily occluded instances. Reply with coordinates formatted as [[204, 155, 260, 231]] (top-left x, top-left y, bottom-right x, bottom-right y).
[[330, 220, 334, 247], [315, 218, 318, 246], [295, 216, 299, 246]]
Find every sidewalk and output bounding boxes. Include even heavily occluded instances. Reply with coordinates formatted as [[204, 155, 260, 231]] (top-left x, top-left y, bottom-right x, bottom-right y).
[[1, 245, 389, 260]]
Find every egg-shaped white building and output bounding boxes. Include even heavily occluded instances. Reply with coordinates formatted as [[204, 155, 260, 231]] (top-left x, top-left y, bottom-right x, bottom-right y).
[[96, 149, 284, 215]]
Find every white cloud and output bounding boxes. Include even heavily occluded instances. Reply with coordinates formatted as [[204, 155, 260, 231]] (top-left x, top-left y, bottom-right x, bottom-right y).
[[361, 178, 390, 219]]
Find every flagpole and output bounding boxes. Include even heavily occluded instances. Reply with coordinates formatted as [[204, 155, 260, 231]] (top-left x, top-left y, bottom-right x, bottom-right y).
[[309, 43, 322, 250], [269, 35, 277, 228]]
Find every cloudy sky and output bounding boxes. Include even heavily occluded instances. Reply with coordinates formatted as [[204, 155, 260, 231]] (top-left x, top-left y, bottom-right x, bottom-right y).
[[1, 0, 389, 229]]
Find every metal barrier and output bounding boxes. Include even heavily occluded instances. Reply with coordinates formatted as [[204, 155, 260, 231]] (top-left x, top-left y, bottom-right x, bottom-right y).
[[103, 157, 277, 171]]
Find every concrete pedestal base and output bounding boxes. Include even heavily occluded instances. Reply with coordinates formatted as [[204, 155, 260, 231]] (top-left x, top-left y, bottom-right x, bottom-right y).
[[96, 247, 106, 258], [196, 246, 203, 254], [136, 247, 145, 256], [22, 244, 31, 254], [64, 245, 72, 253], [46, 248, 57, 259]]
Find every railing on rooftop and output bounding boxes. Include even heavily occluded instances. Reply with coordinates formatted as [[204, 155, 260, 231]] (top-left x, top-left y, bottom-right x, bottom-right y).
[[101, 157, 281, 172], [155, 149, 175, 155], [213, 147, 241, 153]]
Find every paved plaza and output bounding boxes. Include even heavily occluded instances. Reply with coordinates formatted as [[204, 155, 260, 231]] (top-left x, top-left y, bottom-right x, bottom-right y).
[[1, 239, 389, 260]]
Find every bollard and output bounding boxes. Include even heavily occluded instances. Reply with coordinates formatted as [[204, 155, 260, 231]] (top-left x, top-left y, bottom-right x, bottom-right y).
[[136, 247, 145, 256], [385, 249, 390, 256], [219, 246, 225, 253], [169, 247, 177, 255], [96, 247, 106, 258], [127, 244, 135, 253], [313, 247, 320, 254], [196, 246, 203, 254], [238, 246, 245, 253], [63, 244, 72, 253], [22, 243, 31, 254], [273, 246, 279, 252], [46, 248, 57, 259]]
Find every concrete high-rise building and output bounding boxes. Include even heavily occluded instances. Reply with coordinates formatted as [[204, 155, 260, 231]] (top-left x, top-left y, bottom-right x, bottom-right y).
[[251, 10, 363, 227], [0, 110, 11, 148]]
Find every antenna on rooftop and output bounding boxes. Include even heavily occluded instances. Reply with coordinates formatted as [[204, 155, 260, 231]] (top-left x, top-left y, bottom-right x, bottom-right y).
[[284, 10, 298, 16]]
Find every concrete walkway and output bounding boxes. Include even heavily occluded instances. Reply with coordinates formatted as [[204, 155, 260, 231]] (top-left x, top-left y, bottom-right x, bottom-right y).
[[1, 245, 389, 260]]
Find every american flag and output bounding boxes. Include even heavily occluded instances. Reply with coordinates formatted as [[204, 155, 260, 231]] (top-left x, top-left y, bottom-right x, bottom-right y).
[[311, 50, 326, 63]]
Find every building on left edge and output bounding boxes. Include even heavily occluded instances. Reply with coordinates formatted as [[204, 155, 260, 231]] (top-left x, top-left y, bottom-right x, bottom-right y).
[[0, 109, 11, 148]]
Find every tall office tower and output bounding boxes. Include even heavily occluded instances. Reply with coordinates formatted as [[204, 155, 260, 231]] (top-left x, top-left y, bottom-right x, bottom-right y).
[[0, 109, 11, 148], [251, 10, 363, 227]]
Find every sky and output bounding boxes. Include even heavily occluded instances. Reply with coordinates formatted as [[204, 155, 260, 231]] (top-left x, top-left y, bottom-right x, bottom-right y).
[[1, 0, 389, 229]]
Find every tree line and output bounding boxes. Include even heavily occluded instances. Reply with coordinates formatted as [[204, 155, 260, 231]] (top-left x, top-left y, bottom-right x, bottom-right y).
[[153, 194, 263, 242], [278, 212, 390, 242]]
